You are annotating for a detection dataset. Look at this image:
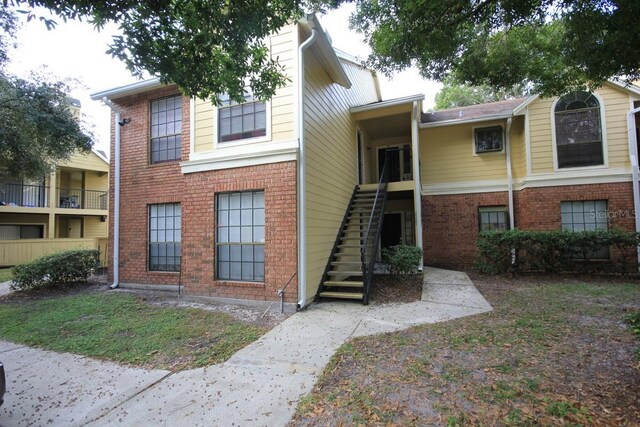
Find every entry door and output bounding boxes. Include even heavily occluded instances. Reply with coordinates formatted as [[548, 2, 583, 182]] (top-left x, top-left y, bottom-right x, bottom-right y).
[[378, 148, 401, 182], [381, 213, 402, 249]]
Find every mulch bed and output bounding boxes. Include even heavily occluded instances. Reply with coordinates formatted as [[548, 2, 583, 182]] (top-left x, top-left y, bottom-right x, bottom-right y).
[[369, 274, 423, 304]]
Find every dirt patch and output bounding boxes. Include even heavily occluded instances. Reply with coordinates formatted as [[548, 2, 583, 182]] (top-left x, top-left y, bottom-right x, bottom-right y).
[[369, 274, 423, 304], [290, 274, 640, 426]]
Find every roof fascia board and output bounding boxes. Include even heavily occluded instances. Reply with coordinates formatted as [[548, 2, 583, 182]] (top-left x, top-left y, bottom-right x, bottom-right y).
[[350, 94, 425, 113], [419, 114, 511, 129], [605, 80, 640, 97], [301, 14, 351, 88], [512, 95, 538, 115], [90, 78, 164, 101]]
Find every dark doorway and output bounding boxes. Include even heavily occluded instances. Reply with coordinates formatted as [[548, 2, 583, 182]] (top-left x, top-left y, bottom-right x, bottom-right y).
[[381, 213, 402, 249], [378, 148, 401, 182], [357, 131, 365, 185]]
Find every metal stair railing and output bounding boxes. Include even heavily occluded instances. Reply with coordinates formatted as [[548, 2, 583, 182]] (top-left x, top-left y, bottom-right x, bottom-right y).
[[360, 158, 389, 305]]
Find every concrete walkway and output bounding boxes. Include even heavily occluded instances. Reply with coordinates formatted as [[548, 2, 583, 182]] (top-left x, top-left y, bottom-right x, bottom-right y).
[[0, 267, 491, 426]]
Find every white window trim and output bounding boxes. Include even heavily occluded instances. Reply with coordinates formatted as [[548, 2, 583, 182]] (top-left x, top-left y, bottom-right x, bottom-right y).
[[212, 99, 272, 150], [471, 123, 505, 156], [550, 91, 609, 172]]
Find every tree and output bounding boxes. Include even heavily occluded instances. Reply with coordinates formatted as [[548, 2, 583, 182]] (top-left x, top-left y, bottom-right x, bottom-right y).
[[346, 0, 639, 97], [434, 78, 529, 110], [0, 9, 92, 180], [4, 1, 639, 100]]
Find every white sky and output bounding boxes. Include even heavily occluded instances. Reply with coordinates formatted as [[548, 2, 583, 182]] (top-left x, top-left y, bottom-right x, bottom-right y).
[[7, 4, 440, 156]]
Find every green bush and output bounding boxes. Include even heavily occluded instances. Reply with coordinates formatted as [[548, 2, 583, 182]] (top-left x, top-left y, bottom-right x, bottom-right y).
[[11, 249, 100, 291], [382, 245, 423, 275], [475, 228, 640, 274]]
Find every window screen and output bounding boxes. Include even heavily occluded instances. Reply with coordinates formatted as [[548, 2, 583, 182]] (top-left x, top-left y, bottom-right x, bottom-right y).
[[149, 203, 181, 271], [150, 95, 182, 163], [555, 91, 603, 168], [218, 92, 267, 143], [475, 126, 503, 153], [479, 207, 508, 231]]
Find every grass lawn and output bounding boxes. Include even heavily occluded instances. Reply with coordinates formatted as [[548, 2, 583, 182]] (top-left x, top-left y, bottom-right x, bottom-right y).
[[290, 276, 640, 426], [0, 292, 267, 370], [0, 268, 12, 283]]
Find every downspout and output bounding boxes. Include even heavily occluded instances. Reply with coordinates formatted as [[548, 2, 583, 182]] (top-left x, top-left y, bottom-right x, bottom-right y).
[[627, 106, 640, 271], [297, 28, 318, 309], [505, 118, 514, 229], [411, 101, 423, 270], [102, 97, 121, 289]]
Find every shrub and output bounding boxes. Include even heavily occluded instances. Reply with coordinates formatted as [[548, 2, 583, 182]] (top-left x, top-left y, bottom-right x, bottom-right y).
[[475, 228, 640, 274], [382, 245, 423, 275], [11, 249, 100, 291]]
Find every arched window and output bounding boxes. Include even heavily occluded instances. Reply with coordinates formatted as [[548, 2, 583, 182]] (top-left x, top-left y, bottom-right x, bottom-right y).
[[554, 91, 603, 168]]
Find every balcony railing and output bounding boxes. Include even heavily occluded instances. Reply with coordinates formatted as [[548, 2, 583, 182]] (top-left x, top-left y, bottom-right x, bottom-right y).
[[58, 188, 108, 210], [0, 183, 48, 207]]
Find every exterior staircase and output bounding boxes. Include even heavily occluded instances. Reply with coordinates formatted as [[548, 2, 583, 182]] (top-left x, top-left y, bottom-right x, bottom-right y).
[[317, 182, 388, 304]]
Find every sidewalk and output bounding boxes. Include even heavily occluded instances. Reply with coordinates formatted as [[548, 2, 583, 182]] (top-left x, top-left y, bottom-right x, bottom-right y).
[[0, 267, 492, 426]]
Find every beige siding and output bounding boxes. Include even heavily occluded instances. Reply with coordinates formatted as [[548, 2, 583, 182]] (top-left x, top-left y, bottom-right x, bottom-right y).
[[0, 238, 97, 267], [193, 24, 297, 153], [84, 216, 107, 238], [420, 120, 509, 184], [304, 50, 379, 301], [528, 85, 633, 173], [510, 116, 527, 179], [60, 150, 108, 172]]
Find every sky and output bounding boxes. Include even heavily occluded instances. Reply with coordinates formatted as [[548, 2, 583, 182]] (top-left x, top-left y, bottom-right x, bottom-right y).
[[6, 5, 441, 157]]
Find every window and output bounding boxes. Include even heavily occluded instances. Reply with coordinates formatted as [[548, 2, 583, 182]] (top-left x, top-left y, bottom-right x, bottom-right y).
[[561, 200, 609, 258], [149, 203, 181, 271], [216, 191, 265, 282], [479, 207, 508, 231], [554, 91, 603, 168], [150, 95, 182, 163], [0, 225, 43, 240], [561, 200, 608, 232], [218, 92, 267, 143], [475, 126, 503, 153]]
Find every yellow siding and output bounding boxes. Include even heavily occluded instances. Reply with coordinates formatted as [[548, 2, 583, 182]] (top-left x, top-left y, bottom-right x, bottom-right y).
[[60, 150, 108, 172], [304, 50, 379, 301], [193, 24, 297, 153], [510, 116, 527, 179], [84, 216, 107, 238], [420, 120, 508, 184], [0, 238, 97, 267], [84, 170, 108, 192], [528, 85, 633, 173]]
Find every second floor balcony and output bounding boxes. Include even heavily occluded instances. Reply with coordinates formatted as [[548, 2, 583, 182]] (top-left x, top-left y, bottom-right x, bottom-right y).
[[0, 182, 107, 211]]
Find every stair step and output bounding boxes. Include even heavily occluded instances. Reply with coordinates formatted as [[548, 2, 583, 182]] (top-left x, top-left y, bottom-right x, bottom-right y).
[[319, 291, 364, 300], [323, 280, 363, 287], [340, 236, 365, 241], [328, 270, 362, 276], [331, 261, 361, 266], [337, 244, 365, 249]]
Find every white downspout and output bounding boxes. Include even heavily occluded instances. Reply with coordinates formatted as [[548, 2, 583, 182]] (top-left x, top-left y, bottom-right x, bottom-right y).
[[627, 106, 640, 271], [411, 101, 423, 270], [102, 97, 121, 289], [505, 118, 514, 229], [297, 28, 318, 309]]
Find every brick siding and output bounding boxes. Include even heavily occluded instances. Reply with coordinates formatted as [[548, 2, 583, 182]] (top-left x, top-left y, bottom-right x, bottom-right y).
[[422, 182, 636, 268], [107, 87, 298, 302]]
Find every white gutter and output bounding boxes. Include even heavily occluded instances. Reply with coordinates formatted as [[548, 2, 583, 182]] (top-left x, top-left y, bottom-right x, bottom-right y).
[[627, 106, 640, 271], [297, 28, 318, 309], [102, 97, 122, 289], [420, 114, 513, 129], [91, 78, 163, 101], [505, 118, 514, 229], [350, 94, 425, 113]]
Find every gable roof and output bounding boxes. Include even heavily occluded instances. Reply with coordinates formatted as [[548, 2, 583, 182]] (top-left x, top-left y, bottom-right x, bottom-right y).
[[421, 98, 529, 127]]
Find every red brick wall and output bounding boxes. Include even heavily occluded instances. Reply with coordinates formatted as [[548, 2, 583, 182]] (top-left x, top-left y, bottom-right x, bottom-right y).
[[422, 182, 636, 268], [107, 87, 298, 302]]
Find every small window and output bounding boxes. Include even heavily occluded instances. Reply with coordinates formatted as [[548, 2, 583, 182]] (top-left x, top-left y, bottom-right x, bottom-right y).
[[479, 207, 508, 231], [561, 200, 609, 259], [475, 126, 503, 153], [0, 225, 43, 240], [149, 203, 181, 271], [218, 92, 267, 143], [150, 95, 182, 164], [554, 91, 603, 168], [216, 191, 265, 282]]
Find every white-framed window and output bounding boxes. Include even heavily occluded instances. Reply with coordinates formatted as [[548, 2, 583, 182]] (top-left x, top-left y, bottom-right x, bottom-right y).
[[479, 206, 508, 231], [554, 91, 604, 168], [150, 95, 182, 164], [218, 92, 267, 143], [149, 203, 181, 271], [474, 126, 503, 154], [561, 200, 608, 232], [216, 190, 265, 282]]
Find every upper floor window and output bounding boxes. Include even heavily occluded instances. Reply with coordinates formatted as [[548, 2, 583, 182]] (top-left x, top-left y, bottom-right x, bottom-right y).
[[218, 92, 267, 143], [475, 126, 503, 153], [554, 91, 603, 168], [150, 95, 182, 164]]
